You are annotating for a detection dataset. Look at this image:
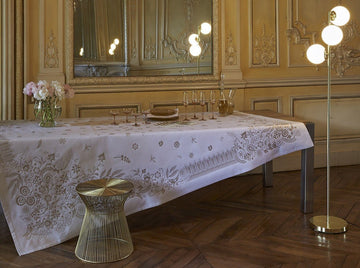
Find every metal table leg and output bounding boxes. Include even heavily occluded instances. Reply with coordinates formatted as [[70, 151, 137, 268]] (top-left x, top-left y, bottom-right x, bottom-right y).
[[301, 122, 315, 213]]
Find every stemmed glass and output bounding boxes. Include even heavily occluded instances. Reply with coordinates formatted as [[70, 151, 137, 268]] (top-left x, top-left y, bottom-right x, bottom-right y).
[[191, 90, 198, 119], [199, 91, 206, 121], [133, 112, 141, 126], [142, 109, 150, 124], [209, 90, 216, 120], [109, 110, 119, 125], [183, 92, 190, 121], [122, 108, 131, 123]]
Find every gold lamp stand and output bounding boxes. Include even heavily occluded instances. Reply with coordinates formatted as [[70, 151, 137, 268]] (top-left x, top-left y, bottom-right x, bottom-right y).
[[307, 7, 351, 234], [309, 44, 348, 234]]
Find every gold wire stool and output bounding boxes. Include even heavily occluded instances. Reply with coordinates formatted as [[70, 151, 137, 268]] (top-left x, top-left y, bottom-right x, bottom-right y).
[[75, 178, 134, 263]]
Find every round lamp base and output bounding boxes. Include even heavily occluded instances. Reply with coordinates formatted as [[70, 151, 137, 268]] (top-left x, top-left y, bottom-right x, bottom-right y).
[[309, 215, 348, 234]]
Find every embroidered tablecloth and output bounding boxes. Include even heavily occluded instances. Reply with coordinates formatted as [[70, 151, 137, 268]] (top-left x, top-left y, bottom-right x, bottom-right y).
[[0, 112, 313, 255]]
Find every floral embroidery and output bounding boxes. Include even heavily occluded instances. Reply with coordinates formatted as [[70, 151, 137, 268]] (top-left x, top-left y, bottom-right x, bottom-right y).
[[114, 155, 131, 163], [132, 143, 139, 150], [131, 166, 181, 198], [174, 141, 180, 148]]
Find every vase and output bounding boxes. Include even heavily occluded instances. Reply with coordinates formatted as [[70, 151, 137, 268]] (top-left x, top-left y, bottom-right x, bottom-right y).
[[34, 99, 62, 127], [218, 90, 228, 116], [227, 90, 235, 115]]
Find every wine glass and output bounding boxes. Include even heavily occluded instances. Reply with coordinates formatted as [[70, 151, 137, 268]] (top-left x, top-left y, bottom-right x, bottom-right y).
[[199, 91, 206, 121], [122, 108, 131, 123], [191, 90, 198, 119], [142, 109, 150, 124], [183, 92, 190, 121], [109, 110, 119, 125], [209, 90, 216, 119], [133, 112, 142, 126]]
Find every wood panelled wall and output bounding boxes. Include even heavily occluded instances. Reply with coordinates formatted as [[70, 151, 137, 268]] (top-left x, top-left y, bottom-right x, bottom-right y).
[[23, 0, 360, 171]]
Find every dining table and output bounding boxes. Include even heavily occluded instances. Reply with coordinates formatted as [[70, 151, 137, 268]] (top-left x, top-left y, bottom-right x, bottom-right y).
[[0, 111, 314, 255]]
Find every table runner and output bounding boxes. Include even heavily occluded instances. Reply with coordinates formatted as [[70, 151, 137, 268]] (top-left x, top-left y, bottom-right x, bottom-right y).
[[0, 112, 313, 255]]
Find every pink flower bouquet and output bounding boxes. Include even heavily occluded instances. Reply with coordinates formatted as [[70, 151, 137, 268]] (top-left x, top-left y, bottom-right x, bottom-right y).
[[23, 80, 74, 101], [23, 80, 74, 127]]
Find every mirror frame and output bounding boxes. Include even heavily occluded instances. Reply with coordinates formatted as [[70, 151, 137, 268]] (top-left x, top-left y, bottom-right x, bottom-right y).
[[65, 0, 219, 88]]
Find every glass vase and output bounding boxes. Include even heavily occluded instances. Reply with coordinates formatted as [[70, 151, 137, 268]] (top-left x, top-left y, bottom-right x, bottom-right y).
[[218, 90, 228, 116], [227, 89, 235, 114], [34, 99, 62, 127]]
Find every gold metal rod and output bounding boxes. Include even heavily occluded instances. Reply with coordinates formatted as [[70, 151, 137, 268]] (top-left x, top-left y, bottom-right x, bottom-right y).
[[327, 44, 331, 227]]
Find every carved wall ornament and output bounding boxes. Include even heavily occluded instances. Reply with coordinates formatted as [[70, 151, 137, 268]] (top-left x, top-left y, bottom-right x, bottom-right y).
[[145, 38, 156, 60], [331, 21, 360, 77], [286, 20, 316, 47], [225, 33, 237, 65], [45, 30, 59, 68], [253, 25, 276, 66], [163, 34, 191, 63]]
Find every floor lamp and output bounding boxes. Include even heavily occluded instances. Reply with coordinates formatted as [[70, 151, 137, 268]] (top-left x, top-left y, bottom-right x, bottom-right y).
[[306, 6, 350, 234]]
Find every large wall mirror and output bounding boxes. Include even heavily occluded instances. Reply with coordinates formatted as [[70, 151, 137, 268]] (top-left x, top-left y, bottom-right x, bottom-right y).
[[66, 0, 219, 86]]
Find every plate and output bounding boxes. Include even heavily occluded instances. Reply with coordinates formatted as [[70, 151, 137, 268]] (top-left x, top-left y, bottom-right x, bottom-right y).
[[148, 108, 179, 121]]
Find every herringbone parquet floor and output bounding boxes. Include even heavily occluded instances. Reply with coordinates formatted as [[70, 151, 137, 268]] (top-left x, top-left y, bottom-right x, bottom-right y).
[[1, 165, 360, 267]]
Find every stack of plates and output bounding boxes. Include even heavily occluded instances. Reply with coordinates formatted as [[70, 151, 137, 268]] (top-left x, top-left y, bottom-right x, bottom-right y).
[[147, 107, 179, 120]]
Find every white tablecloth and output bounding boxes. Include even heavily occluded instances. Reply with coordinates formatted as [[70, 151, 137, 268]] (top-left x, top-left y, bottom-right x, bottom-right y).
[[0, 112, 313, 255]]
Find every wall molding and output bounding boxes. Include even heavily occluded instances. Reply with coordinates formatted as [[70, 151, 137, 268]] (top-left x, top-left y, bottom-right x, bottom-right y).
[[76, 104, 141, 118], [290, 94, 360, 118], [250, 97, 281, 112]]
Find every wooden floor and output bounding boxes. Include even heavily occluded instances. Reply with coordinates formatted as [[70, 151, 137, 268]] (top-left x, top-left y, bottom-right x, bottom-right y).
[[1, 165, 360, 267]]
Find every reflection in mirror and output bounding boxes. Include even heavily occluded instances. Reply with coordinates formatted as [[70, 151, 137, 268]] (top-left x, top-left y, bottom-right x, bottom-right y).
[[73, 0, 213, 77]]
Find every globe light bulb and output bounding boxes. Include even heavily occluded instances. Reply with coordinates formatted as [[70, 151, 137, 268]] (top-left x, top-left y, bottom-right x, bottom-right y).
[[188, 34, 199, 45], [321, 25, 343, 46], [306, 44, 326, 64], [189, 44, 202, 56], [114, 38, 120, 45], [110, 43, 116, 50], [109, 48, 114, 55], [331, 6, 350, 26], [200, 22, 212, 35]]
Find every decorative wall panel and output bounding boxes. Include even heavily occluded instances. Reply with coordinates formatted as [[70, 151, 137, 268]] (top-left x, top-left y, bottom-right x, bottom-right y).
[[220, 0, 242, 85], [252, 98, 280, 112], [38, 0, 64, 82], [249, 0, 279, 67], [292, 96, 360, 139]]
